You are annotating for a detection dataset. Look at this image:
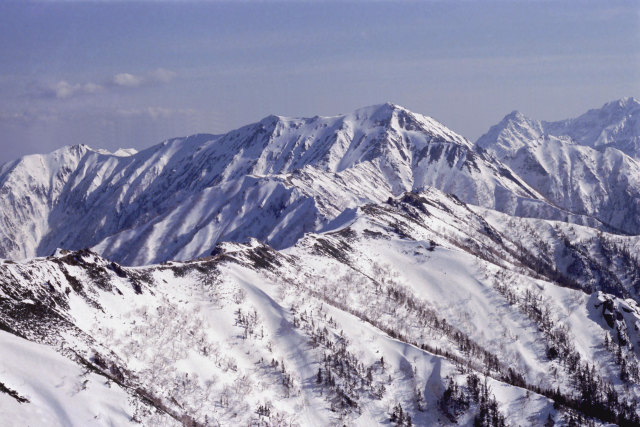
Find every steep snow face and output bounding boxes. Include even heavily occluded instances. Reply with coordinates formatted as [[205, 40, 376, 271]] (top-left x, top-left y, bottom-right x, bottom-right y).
[[0, 144, 91, 261], [1, 189, 638, 426], [476, 98, 640, 234], [0, 104, 556, 265]]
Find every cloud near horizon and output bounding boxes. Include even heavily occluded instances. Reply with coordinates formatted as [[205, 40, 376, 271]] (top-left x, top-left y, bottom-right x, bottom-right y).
[[41, 81, 103, 100], [37, 68, 177, 100], [109, 68, 176, 89]]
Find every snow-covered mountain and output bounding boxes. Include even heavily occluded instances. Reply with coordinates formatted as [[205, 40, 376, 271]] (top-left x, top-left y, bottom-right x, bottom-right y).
[[1, 189, 639, 426], [2, 100, 640, 426], [0, 103, 582, 266], [476, 98, 640, 234]]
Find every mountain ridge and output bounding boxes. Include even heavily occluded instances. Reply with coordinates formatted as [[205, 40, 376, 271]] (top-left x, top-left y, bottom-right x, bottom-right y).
[[0, 102, 573, 265]]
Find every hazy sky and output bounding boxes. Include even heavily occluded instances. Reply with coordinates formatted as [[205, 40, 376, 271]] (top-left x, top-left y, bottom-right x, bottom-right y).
[[0, 1, 638, 164]]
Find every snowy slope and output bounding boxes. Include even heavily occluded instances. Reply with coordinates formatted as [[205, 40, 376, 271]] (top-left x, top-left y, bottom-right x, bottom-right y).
[[0, 189, 639, 426], [477, 99, 640, 234], [0, 330, 145, 426], [0, 103, 585, 266]]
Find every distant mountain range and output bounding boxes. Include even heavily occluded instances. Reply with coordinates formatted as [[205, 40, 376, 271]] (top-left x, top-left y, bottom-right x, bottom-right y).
[[2, 99, 639, 265]]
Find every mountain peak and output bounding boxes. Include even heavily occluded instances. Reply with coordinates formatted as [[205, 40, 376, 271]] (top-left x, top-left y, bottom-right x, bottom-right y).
[[361, 101, 403, 111], [475, 109, 543, 157], [258, 114, 283, 126], [373, 101, 404, 112], [607, 96, 639, 106], [499, 111, 541, 130], [599, 96, 640, 114], [347, 102, 406, 121], [503, 110, 526, 121]]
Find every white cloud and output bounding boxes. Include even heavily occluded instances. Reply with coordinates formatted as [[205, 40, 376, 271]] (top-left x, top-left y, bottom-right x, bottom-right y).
[[36, 68, 177, 100], [42, 81, 104, 99], [111, 73, 144, 88], [110, 68, 177, 88]]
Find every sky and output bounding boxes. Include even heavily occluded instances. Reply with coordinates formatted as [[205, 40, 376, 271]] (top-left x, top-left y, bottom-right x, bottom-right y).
[[0, 0, 638, 165]]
